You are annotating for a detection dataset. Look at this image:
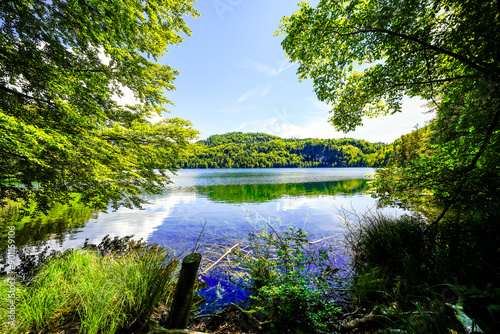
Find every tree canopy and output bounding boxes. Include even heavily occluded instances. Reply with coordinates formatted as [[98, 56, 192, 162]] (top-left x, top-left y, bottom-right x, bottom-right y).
[[0, 0, 199, 212], [179, 132, 389, 169], [277, 0, 500, 222]]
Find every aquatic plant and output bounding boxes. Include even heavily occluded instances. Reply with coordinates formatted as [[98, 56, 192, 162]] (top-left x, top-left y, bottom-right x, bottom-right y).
[[235, 226, 343, 333]]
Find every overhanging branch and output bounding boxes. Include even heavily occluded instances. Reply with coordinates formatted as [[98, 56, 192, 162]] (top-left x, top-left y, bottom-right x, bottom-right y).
[[332, 27, 498, 80], [0, 85, 54, 105], [390, 75, 476, 88], [431, 95, 500, 226]]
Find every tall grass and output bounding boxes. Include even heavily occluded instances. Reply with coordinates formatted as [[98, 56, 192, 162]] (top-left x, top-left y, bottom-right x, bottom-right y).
[[343, 212, 436, 306], [341, 211, 483, 333], [0, 245, 178, 334]]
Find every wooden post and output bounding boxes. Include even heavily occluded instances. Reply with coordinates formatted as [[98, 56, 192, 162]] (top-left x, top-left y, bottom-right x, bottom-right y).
[[166, 253, 203, 329]]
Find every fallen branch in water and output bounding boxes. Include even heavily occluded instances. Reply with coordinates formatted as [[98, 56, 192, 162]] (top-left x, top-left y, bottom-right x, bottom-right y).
[[201, 244, 239, 275]]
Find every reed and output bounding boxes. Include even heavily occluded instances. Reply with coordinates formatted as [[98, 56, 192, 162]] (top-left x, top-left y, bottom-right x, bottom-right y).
[[1, 244, 178, 334], [344, 212, 436, 306]]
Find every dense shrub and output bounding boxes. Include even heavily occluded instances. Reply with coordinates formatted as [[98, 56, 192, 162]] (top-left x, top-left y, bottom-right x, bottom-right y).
[[347, 214, 434, 278], [343, 211, 500, 332]]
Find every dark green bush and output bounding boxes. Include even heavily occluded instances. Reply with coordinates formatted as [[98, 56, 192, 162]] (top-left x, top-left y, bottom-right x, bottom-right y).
[[344, 212, 437, 308], [347, 213, 435, 282]]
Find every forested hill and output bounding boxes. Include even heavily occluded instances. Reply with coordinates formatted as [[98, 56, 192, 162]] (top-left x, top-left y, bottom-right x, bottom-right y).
[[201, 132, 281, 147], [178, 132, 396, 169]]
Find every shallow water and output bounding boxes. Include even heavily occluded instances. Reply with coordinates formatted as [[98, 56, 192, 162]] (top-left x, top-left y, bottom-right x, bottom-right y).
[[47, 168, 404, 253], [4, 168, 407, 312]]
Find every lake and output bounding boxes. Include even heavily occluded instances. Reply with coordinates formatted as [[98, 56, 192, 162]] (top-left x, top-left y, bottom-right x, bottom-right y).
[[34, 168, 404, 255], [1, 168, 409, 255], [2, 167, 407, 312]]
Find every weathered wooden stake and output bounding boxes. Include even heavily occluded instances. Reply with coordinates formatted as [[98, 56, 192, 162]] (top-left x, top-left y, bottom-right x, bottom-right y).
[[166, 253, 203, 329]]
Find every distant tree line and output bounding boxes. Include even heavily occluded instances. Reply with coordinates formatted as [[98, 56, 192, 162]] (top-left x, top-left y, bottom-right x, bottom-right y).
[[177, 132, 399, 168]]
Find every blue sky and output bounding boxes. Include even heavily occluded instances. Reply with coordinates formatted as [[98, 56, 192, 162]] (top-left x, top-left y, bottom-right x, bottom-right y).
[[158, 0, 434, 144]]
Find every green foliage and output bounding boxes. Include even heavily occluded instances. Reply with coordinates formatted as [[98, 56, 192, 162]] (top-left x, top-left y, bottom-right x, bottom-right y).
[[237, 227, 342, 333], [373, 119, 500, 218], [0, 0, 199, 212], [278, 0, 500, 223], [202, 132, 281, 147], [180, 132, 387, 168], [0, 241, 178, 334]]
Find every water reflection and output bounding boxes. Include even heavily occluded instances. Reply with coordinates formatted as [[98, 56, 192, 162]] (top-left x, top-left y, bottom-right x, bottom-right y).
[[0, 202, 94, 251], [2, 168, 404, 312], [1, 168, 394, 255], [196, 179, 369, 204]]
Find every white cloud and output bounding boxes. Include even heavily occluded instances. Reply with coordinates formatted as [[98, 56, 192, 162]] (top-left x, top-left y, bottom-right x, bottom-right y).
[[299, 96, 435, 143], [112, 85, 165, 124], [97, 48, 111, 66], [232, 96, 434, 143], [59, 193, 197, 249], [98, 49, 138, 107], [342, 97, 435, 143], [241, 59, 294, 77], [234, 84, 271, 104], [230, 121, 248, 132], [275, 121, 343, 140], [235, 89, 257, 104], [231, 115, 318, 139], [113, 85, 138, 106]]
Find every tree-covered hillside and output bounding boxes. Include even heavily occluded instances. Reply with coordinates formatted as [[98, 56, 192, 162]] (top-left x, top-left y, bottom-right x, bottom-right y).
[[178, 132, 391, 168]]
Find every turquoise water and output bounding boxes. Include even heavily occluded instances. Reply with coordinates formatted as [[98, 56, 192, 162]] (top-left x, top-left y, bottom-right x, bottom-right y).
[[9, 168, 407, 312], [50, 168, 404, 254]]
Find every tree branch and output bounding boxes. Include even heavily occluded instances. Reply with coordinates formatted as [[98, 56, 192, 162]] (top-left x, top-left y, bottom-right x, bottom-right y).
[[431, 95, 500, 226], [335, 27, 498, 80], [0, 85, 54, 105], [0, 147, 30, 160], [389, 75, 476, 88]]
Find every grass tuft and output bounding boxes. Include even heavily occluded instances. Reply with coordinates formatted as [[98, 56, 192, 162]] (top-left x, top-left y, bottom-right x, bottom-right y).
[[0, 243, 178, 334], [344, 212, 436, 306]]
